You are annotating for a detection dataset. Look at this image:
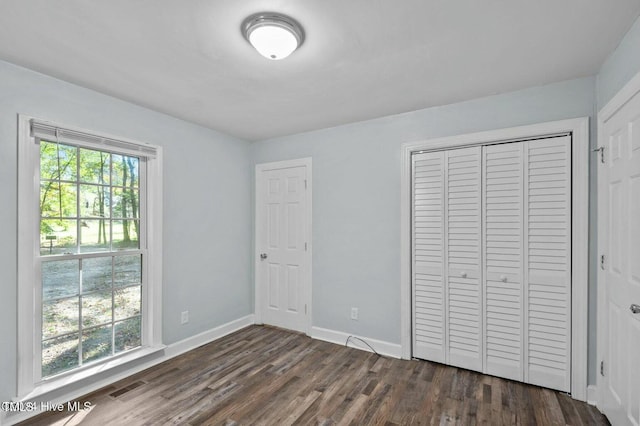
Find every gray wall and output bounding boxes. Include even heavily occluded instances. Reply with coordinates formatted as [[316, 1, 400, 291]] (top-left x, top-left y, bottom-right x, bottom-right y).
[[251, 76, 598, 380], [597, 15, 640, 109], [0, 60, 253, 402]]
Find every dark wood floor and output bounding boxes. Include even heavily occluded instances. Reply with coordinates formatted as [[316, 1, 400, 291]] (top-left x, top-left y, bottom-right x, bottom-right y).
[[21, 325, 608, 425]]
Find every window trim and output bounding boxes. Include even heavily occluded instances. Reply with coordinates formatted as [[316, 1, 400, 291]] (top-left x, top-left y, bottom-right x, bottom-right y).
[[17, 115, 164, 399]]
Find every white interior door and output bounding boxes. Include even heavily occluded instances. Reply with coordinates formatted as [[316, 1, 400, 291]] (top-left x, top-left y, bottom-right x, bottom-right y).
[[482, 137, 572, 391], [256, 160, 310, 334], [411, 147, 482, 371], [446, 146, 483, 371], [599, 87, 640, 426], [412, 151, 446, 362], [524, 136, 572, 393], [483, 142, 524, 382]]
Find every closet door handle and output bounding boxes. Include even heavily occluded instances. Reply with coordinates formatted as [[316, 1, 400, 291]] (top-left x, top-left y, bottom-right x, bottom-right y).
[[500, 275, 507, 283]]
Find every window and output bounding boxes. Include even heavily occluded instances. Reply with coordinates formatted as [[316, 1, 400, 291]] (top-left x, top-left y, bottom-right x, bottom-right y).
[[40, 141, 144, 377], [18, 116, 163, 398]]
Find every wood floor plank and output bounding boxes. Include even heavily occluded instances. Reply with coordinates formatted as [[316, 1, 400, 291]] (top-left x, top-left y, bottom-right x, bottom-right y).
[[18, 326, 609, 426], [269, 389, 322, 426]]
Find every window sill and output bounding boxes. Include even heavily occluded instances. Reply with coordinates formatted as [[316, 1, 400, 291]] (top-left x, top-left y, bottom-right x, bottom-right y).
[[15, 344, 166, 402]]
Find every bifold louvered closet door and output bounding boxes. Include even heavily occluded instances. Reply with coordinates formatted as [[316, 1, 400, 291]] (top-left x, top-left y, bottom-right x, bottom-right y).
[[412, 147, 482, 370], [411, 135, 571, 392]]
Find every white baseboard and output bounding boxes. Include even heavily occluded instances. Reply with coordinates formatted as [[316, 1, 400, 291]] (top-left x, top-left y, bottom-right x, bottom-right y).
[[2, 314, 255, 426], [310, 326, 402, 359], [587, 384, 598, 406], [164, 314, 255, 358]]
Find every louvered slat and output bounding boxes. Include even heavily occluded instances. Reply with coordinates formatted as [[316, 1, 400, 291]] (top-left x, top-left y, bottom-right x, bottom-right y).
[[483, 142, 523, 381], [412, 152, 445, 362], [525, 136, 571, 392], [446, 147, 482, 371]]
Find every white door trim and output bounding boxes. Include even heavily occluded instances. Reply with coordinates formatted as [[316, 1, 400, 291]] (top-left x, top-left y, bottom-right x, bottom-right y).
[[400, 117, 589, 401], [254, 157, 312, 335], [596, 69, 640, 413]]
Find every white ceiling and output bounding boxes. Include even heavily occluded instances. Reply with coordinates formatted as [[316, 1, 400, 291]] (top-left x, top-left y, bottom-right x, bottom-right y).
[[1, 1, 639, 141]]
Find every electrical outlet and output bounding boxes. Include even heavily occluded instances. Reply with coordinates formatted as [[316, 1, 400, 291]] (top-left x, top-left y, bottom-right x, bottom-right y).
[[181, 310, 189, 324], [350, 307, 358, 320]]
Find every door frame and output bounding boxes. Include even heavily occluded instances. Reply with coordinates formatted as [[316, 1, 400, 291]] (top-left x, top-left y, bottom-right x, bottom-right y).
[[400, 118, 590, 401], [596, 70, 640, 413], [254, 157, 313, 335]]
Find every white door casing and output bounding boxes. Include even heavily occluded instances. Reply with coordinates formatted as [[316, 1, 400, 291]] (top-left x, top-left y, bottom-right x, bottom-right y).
[[597, 71, 640, 426], [255, 158, 312, 334], [401, 118, 589, 401]]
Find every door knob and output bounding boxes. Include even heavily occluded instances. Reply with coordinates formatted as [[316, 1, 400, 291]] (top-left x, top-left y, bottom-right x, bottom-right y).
[[461, 272, 467, 278], [500, 275, 507, 283], [260, 253, 268, 260], [631, 304, 640, 314]]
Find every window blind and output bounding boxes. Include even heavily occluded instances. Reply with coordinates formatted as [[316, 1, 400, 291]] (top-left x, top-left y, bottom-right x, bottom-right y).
[[30, 119, 157, 158]]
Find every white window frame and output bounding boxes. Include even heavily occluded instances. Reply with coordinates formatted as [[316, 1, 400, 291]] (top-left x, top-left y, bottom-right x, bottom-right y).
[[400, 117, 590, 401], [16, 115, 164, 400]]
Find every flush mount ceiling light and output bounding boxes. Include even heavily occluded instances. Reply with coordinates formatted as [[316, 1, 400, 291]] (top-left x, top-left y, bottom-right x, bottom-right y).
[[242, 12, 304, 60]]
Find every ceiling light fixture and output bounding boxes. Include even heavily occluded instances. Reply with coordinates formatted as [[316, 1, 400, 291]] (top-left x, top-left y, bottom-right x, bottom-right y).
[[242, 12, 304, 60]]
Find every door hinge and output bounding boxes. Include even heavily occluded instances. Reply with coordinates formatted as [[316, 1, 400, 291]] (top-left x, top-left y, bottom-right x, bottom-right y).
[[304, 179, 307, 189], [601, 360, 605, 376], [600, 254, 605, 270], [305, 242, 307, 251], [592, 146, 605, 164], [305, 304, 307, 314]]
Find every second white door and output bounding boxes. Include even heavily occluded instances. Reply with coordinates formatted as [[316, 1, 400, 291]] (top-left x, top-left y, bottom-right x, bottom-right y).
[[598, 81, 640, 426], [256, 160, 310, 334]]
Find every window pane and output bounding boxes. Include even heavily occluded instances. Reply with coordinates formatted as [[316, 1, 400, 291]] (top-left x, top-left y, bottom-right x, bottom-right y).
[[82, 257, 113, 292], [79, 148, 110, 185], [114, 285, 141, 320], [114, 255, 141, 287], [112, 188, 139, 219], [43, 297, 79, 339], [40, 219, 77, 255], [112, 220, 139, 250], [79, 184, 110, 218], [81, 291, 112, 327], [42, 259, 79, 300], [80, 219, 110, 252], [40, 182, 77, 218], [112, 155, 139, 188], [40, 181, 60, 217], [42, 333, 79, 377], [40, 141, 77, 181], [115, 316, 141, 354], [40, 141, 60, 181], [82, 325, 112, 363]]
